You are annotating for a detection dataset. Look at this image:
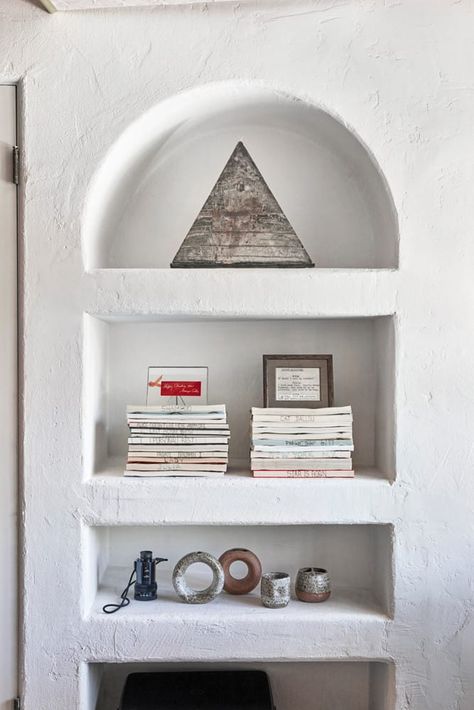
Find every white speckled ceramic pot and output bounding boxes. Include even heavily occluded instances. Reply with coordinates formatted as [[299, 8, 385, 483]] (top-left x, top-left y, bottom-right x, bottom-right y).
[[260, 572, 291, 608], [295, 567, 331, 603], [172, 551, 224, 604]]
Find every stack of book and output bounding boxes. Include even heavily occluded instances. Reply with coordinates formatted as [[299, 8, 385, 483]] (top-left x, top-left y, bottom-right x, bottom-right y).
[[250, 405, 354, 478], [124, 404, 230, 477]]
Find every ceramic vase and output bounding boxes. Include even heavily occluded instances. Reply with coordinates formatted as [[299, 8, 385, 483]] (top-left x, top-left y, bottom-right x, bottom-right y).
[[295, 567, 331, 602], [172, 551, 224, 604], [218, 548, 262, 595], [260, 572, 291, 608]]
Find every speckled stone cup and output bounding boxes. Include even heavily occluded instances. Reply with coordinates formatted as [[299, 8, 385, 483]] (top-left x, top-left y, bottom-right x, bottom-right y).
[[172, 551, 224, 604], [295, 567, 331, 603], [260, 572, 291, 608]]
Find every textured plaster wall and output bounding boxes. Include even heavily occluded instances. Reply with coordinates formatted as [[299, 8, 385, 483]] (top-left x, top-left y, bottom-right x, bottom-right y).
[[53, 0, 251, 8], [2, 0, 474, 709]]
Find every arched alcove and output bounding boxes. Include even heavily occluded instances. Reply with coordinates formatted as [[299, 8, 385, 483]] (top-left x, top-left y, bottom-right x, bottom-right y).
[[83, 83, 398, 269]]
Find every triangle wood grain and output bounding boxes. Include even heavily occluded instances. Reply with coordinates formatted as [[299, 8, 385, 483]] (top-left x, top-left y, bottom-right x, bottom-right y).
[[171, 142, 314, 269]]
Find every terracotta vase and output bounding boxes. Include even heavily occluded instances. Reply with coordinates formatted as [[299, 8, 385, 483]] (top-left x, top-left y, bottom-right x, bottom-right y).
[[218, 548, 262, 595], [295, 567, 331, 603]]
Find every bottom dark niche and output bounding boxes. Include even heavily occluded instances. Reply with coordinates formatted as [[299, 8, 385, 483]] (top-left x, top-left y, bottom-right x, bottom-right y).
[[119, 670, 275, 710]]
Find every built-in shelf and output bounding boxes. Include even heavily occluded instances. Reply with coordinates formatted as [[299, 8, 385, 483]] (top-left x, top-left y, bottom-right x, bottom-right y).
[[89, 568, 390, 662], [83, 459, 394, 526], [89, 660, 394, 710], [76, 82, 400, 710], [83, 84, 399, 270], [43, 0, 262, 12], [83, 314, 396, 483], [84, 567, 390, 663], [82, 523, 393, 631], [91, 567, 389, 626], [93, 566, 387, 622], [84, 267, 399, 318]]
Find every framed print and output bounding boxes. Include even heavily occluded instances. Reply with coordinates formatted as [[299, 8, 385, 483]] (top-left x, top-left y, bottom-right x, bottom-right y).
[[263, 355, 333, 409], [147, 367, 208, 405]]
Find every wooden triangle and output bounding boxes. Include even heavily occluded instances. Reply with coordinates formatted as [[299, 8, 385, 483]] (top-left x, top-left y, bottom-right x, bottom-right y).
[[171, 142, 314, 268]]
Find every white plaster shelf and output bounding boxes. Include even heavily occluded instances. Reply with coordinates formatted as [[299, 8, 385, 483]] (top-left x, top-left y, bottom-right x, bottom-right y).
[[42, 0, 256, 12], [83, 460, 394, 526], [85, 566, 390, 663], [83, 313, 396, 505], [84, 268, 399, 320]]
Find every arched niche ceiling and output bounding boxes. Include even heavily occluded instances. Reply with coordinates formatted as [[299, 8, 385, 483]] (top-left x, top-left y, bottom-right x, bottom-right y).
[[83, 83, 398, 270]]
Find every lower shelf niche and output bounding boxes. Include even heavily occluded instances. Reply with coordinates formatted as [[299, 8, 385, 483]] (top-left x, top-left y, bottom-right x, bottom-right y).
[[83, 315, 395, 482], [87, 660, 395, 710], [84, 523, 393, 622]]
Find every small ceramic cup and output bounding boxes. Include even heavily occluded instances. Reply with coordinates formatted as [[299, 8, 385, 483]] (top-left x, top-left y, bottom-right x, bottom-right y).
[[261, 572, 291, 608], [295, 567, 331, 603]]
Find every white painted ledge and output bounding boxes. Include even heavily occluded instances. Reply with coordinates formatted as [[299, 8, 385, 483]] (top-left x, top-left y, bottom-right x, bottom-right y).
[[84, 268, 399, 320], [42, 0, 257, 11], [82, 459, 394, 525], [84, 566, 389, 663]]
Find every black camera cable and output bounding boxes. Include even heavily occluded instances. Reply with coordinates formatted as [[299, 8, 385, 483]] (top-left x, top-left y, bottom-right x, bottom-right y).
[[102, 568, 136, 614]]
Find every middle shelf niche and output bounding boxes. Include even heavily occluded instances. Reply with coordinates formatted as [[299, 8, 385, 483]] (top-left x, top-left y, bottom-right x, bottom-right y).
[[83, 315, 395, 481]]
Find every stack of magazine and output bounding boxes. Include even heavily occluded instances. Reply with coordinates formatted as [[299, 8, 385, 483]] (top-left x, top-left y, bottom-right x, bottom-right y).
[[124, 404, 230, 477], [250, 405, 354, 478]]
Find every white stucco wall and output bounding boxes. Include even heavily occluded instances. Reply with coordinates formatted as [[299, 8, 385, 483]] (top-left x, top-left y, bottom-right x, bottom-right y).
[[2, 1, 474, 708]]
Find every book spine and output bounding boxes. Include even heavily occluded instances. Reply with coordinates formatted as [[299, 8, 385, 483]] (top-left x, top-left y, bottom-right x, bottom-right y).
[[127, 414, 226, 424], [252, 431, 352, 441], [252, 438, 353, 447], [252, 416, 352, 425], [251, 461, 352, 470], [127, 422, 229, 429], [251, 406, 352, 417], [128, 451, 228, 457], [127, 456, 227, 466], [128, 436, 228, 445], [128, 446, 229, 453], [127, 404, 225, 413], [124, 470, 224, 477], [253, 445, 354, 453], [129, 429, 230, 436], [126, 464, 227, 471], [252, 424, 352, 434], [252, 470, 355, 478], [251, 450, 350, 459]]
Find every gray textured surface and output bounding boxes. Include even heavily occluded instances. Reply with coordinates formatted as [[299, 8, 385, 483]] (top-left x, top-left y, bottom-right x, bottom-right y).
[[260, 572, 291, 609], [172, 551, 224, 604], [171, 142, 314, 268], [296, 567, 331, 595]]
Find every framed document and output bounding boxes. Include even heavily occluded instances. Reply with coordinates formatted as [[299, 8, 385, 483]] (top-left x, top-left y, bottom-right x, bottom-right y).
[[147, 366, 208, 405], [263, 355, 333, 408]]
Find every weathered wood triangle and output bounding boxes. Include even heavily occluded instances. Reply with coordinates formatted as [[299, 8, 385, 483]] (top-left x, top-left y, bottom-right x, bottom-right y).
[[171, 141, 314, 268]]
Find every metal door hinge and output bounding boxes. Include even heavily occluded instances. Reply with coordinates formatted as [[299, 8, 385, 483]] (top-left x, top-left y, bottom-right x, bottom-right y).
[[12, 146, 19, 185], [13, 697, 21, 710]]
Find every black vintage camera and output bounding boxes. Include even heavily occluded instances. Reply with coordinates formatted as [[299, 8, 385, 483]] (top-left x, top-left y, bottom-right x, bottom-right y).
[[103, 550, 168, 613], [134, 550, 167, 601]]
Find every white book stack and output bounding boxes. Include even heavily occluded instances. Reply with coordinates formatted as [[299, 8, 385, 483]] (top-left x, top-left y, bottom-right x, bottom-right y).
[[250, 405, 355, 478], [124, 404, 230, 477]]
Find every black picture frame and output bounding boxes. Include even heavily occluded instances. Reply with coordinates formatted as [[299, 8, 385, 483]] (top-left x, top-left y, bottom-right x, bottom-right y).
[[263, 354, 334, 409]]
